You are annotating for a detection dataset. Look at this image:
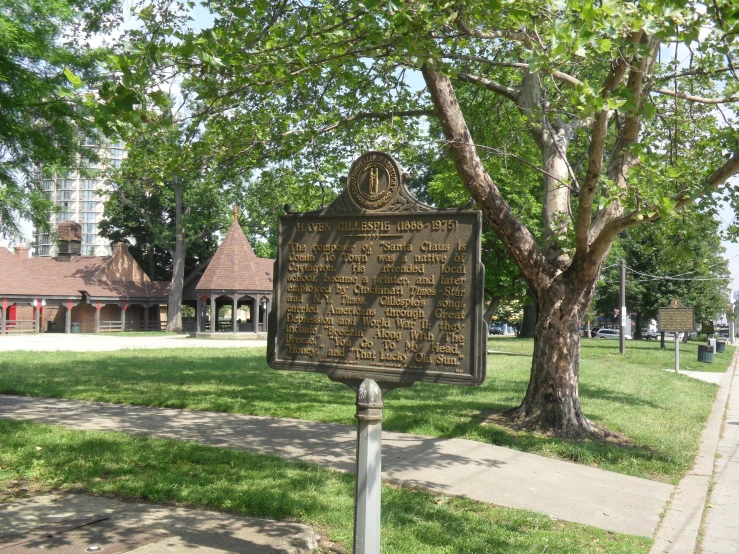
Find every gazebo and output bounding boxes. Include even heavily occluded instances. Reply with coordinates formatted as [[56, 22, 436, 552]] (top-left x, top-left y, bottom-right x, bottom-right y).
[[191, 215, 274, 336]]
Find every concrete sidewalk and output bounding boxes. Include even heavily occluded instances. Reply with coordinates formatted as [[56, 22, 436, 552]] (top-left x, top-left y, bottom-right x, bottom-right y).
[[700, 350, 739, 553], [651, 348, 739, 554], [0, 394, 672, 537], [0, 493, 315, 553], [0, 334, 267, 352]]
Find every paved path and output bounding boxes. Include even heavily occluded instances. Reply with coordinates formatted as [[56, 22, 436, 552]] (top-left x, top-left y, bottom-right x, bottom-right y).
[[651, 349, 738, 553], [700, 350, 739, 554], [661, 368, 726, 385], [0, 394, 671, 537], [0, 493, 315, 553], [0, 334, 267, 352]]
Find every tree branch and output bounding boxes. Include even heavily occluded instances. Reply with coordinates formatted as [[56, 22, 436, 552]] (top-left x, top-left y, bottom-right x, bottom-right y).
[[442, 54, 583, 87], [455, 72, 518, 102], [422, 63, 554, 291], [652, 87, 739, 104], [454, 17, 528, 43]]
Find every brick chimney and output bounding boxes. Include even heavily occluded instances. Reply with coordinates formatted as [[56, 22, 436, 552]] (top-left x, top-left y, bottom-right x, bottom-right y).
[[14, 245, 29, 258], [112, 242, 130, 256], [57, 221, 82, 261]]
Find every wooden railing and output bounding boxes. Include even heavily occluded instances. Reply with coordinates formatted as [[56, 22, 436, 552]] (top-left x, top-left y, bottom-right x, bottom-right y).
[[99, 320, 124, 333], [123, 320, 167, 332], [2, 320, 36, 334]]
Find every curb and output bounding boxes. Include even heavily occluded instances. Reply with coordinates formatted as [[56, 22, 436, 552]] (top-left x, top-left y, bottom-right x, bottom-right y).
[[649, 347, 738, 553]]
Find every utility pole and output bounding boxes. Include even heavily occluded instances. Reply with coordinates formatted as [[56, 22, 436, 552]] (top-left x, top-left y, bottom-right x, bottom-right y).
[[620, 259, 626, 355]]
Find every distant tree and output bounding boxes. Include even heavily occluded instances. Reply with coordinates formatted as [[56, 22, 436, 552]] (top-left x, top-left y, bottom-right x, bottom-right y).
[[100, 111, 235, 331], [0, 0, 121, 240], [595, 208, 730, 336]]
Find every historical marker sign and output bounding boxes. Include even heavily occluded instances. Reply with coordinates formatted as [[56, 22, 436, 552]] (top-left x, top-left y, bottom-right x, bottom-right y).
[[658, 299, 695, 332], [267, 152, 486, 386]]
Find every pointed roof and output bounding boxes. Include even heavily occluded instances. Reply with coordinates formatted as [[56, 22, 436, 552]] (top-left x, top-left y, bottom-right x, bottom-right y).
[[195, 219, 273, 292]]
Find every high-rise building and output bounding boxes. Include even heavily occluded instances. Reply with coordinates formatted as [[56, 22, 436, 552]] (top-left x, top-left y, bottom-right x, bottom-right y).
[[32, 137, 125, 257]]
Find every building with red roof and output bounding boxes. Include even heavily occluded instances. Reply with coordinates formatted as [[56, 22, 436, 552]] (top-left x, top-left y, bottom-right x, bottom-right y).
[[183, 215, 274, 335], [0, 222, 170, 334]]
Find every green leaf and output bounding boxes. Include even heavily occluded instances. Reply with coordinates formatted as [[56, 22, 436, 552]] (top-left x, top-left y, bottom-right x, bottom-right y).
[[64, 68, 83, 89]]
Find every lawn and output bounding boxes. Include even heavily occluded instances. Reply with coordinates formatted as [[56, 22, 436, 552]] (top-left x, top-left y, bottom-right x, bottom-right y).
[[0, 338, 732, 483], [0, 419, 650, 553]]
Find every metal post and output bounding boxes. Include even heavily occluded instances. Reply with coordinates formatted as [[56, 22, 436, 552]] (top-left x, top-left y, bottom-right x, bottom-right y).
[[65, 301, 72, 334], [620, 259, 626, 354], [1, 299, 5, 335], [143, 304, 149, 331], [34, 301, 40, 334], [675, 332, 680, 373], [121, 302, 127, 332], [196, 298, 201, 333], [232, 296, 238, 333], [353, 379, 383, 554], [210, 295, 216, 333]]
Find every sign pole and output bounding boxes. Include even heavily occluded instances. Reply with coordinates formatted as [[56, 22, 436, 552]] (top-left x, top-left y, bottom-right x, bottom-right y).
[[675, 332, 679, 373], [354, 379, 383, 554], [620, 259, 626, 354]]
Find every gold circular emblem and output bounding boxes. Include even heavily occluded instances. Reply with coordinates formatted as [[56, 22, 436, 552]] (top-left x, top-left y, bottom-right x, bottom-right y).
[[346, 152, 401, 211]]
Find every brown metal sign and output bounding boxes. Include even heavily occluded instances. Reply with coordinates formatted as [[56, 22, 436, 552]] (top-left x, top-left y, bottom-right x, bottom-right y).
[[658, 299, 695, 332], [267, 152, 486, 386]]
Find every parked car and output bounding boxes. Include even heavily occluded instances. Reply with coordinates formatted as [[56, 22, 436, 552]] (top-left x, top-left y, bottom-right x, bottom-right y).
[[642, 328, 658, 340], [594, 328, 631, 339], [488, 325, 504, 335]]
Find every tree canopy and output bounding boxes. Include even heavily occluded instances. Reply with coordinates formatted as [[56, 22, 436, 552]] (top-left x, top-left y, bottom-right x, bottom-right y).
[[0, 0, 121, 240], [102, 0, 739, 436]]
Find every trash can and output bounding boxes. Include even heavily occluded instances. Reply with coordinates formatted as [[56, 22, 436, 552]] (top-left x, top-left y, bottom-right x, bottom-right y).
[[71, 322, 80, 334], [716, 341, 726, 353], [698, 344, 714, 363]]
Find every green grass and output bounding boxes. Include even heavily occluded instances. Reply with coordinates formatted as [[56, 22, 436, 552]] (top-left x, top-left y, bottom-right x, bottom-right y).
[[0, 419, 650, 553], [0, 339, 732, 483]]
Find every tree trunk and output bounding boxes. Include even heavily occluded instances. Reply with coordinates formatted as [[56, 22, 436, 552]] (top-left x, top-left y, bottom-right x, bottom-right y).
[[660, 331, 666, 350], [518, 286, 536, 338], [505, 275, 596, 438], [167, 183, 186, 333], [519, 303, 536, 338], [635, 312, 642, 339]]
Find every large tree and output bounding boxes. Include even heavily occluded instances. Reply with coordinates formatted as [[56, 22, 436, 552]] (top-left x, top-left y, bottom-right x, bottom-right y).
[[107, 0, 739, 437], [0, 0, 121, 240], [101, 111, 234, 331]]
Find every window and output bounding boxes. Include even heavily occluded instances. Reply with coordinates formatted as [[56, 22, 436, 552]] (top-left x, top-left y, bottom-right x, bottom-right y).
[[83, 233, 97, 244], [39, 245, 50, 256], [83, 212, 97, 222], [58, 211, 72, 221], [38, 234, 50, 244], [59, 179, 73, 190], [42, 180, 53, 191], [109, 159, 122, 168], [83, 223, 97, 233], [56, 190, 72, 200], [83, 179, 98, 190], [82, 202, 97, 211], [82, 190, 99, 200]]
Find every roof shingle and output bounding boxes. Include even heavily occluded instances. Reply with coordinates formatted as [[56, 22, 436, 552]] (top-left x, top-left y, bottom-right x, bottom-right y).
[[196, 219, 273, 292]]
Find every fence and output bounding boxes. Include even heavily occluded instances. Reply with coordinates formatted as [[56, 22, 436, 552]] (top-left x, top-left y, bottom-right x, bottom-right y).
[[123, 320, 167, 332], [99, 320, 124, 333], [2, 320, 36, 334]]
